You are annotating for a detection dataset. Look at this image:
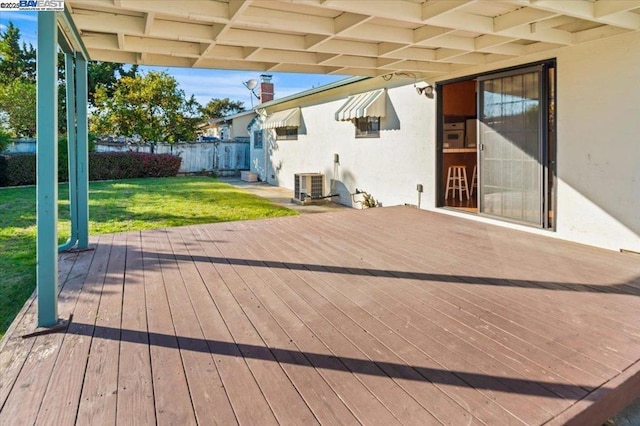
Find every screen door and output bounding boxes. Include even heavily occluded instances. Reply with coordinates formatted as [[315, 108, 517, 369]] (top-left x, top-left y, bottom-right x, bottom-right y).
[[478, 66, 545, 226]]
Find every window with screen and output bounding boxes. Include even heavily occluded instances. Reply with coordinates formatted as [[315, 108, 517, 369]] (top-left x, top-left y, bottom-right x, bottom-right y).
[[355, 117, 380, 138], [275, 127, 298, 140]]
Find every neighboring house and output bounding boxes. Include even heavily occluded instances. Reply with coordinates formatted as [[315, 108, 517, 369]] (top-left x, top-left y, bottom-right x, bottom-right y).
[[200, 110, 257, 141], [251, 33, 640, 254]]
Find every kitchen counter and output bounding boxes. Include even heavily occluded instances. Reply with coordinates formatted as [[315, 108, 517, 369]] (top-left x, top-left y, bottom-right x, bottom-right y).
[[443, 148, 477, 153]]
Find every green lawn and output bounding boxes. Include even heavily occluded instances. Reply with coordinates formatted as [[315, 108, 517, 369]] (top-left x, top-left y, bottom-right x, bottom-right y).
[[0, 176, 297, 339]]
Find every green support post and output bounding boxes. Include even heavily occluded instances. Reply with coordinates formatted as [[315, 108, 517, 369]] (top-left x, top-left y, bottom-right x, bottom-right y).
[[58, 53, 78, 252], [75, 56, 89, 248], [36, 12, 59, 327]]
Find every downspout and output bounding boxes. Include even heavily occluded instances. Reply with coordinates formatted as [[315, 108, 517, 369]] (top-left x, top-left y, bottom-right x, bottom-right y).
[[58, 53, 78, 252]]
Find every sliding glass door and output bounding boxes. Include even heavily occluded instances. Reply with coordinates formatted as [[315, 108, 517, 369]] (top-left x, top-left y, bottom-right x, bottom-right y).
[[478, 66, 547, 226]]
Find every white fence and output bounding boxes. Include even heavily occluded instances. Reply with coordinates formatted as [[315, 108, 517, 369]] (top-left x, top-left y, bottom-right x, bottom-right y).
[[4, 139, 250, 175], [4, 139, 36, 154]]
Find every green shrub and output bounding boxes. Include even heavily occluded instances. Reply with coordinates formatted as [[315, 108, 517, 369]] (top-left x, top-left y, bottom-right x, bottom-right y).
[[0, 129, 11, 153], [1, 154, 36, 186], [0, 152, 182, 187]]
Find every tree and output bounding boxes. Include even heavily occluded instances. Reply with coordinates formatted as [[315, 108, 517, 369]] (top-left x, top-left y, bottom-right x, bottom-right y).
[[0, 80, 36, 137], [87, 62, 138, 106], [0, 22, 36, 84], [199, 98, 245, 119], [91, 71, 201, 142]]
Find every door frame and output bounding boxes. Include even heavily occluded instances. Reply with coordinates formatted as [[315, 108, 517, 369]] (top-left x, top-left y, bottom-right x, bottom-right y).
[[435, 59, 557, 229]]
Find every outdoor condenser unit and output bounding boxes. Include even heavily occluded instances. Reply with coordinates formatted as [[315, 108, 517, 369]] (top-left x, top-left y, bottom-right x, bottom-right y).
[[293, 173, 324, 203]]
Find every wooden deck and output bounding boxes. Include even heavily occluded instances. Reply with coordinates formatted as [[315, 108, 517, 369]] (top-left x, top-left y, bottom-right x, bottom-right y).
[[1, 206, 639, 425]]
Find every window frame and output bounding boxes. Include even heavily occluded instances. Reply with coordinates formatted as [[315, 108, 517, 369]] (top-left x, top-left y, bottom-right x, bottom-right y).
[[275, 126, 298, 140], [253, 130, 264, 149], [354, 116, 381, 138]]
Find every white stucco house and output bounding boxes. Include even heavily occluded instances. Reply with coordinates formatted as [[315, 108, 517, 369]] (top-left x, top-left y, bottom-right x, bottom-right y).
[[249, 32, 640, 253]]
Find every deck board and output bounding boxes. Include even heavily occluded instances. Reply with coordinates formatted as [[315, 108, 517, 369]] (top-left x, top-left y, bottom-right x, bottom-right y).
[[116, 232, 155, 425], [1, 206, 639, 425]]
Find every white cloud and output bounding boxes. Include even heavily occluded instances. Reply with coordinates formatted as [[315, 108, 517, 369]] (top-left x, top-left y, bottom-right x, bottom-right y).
[[0, 24, 6, 32]]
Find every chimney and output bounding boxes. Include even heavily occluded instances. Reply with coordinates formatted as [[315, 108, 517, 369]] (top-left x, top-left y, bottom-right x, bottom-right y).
[[259, 74, 274, 103]]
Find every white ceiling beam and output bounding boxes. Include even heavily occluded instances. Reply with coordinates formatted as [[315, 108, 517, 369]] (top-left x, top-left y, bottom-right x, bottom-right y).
[[320, 0, 422, 23], [199, 45, 245, 60], [315, 39, 379, 57], [305, 34, 330, 50], [518, 41, 561, 56], [594, 0, 640, 18], [242, 46, 261, 60], [247, 48, 320, 65], [321, 55, 378, 69], [267, 63, 343, 74], [441, 52, 488, 65], [435, 48, 468, 61], [425, 11, 494, 33], [422, 0, 470, 21], [83, 33, 119, 50], [377, 42, 407, 57], [383, 60, 452, 73], [340, 23, 414, 44], [501, 23, 573, 45], [572, 25, 631, 44], [117, 33, 125, 50], [493, 7, 557, 32], [414, 25, 456, 44], [117, 0, 229, 23], [529, 15, 577, 31], [221, 28, 306, 50], [126, 36, 203, 57], [527, 0, 640, 30], [417, 34, 475, 51], [334, 12, 371, 34], [377, 57, 403, 68], [239, 6, 335, 35], [380, 46, 437, 62], [194, 58, 270, 71], [88, 48, 138, 64], [151, 19, 221, 43], [229, 0, 251, 20], [474, 34, 518, 51], [328, 67, 378, 76], [73, 11, 145, 36], [143, 12, 154, 35]]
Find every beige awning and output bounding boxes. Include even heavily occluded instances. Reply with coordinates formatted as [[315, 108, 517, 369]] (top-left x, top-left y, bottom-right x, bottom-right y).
[[335, 89, 386, 121], [263, 108, 301, 129]]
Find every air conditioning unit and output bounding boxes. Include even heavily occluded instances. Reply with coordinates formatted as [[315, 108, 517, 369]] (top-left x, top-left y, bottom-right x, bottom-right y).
[[293, 173, 324, 203]]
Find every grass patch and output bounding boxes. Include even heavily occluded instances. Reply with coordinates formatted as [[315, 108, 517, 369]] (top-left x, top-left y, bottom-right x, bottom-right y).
[[0, 176, 297, 339]]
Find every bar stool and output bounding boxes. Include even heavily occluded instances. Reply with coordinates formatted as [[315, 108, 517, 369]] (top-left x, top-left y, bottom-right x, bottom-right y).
[[470, 165, 478, 196], [445, 165, 469, 201]]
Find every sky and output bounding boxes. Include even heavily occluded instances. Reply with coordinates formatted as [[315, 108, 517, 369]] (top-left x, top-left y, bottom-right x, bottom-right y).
[[0, 11, 348, 107]]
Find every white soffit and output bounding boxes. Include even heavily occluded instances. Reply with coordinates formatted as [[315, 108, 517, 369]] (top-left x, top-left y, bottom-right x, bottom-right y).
[[67, 0, 640, 78], [263, 108, 301, 129], [335, 89, 386, 121]]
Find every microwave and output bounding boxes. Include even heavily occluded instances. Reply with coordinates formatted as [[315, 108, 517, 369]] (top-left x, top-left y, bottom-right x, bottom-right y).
[[443, 122, 465, 148]]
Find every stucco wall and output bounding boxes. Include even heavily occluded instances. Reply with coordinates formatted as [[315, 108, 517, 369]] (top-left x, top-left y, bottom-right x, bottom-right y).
[[252, 31, 640, 252], [552, 31, 640, 252], [255, 84, 435, 208]]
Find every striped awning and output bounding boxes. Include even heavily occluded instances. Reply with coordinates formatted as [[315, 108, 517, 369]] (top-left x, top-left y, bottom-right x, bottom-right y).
[[335, 89, 386, 121], [263, 108, 301, 129]]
